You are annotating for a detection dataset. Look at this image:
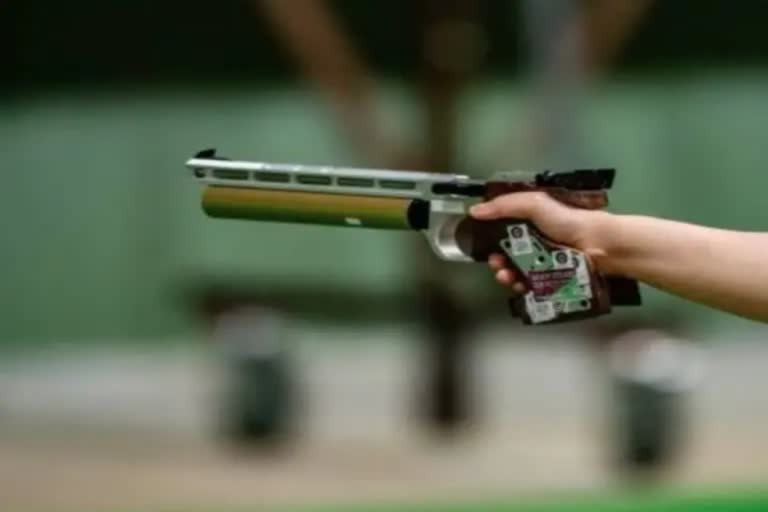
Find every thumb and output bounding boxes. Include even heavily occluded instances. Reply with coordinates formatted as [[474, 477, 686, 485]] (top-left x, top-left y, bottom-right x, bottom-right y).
[[469, 191, 544, 221]]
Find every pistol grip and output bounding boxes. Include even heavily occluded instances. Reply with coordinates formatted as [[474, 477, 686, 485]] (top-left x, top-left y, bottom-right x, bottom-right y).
[[500, 221, 611, 324], [456, 217, 638, 324]]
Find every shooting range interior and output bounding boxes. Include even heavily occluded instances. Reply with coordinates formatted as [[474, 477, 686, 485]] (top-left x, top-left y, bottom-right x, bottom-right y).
[[3, 1, 768, 510]]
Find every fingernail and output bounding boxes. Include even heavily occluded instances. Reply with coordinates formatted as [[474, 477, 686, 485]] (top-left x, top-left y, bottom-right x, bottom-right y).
[[470, 204, 489, 217]]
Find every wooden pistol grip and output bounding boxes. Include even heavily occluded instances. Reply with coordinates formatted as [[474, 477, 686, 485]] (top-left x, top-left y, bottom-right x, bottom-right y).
[[468, 181, 640, 322]]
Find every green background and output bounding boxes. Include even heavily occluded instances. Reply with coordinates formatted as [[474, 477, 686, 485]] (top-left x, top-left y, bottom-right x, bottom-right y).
[[4, 0, 768, 344], [4, 76, 768, 343]]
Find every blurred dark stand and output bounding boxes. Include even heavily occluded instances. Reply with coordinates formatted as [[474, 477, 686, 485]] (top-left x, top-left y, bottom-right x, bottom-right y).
[[590, 315, 696, 481], [198, 292, 297, 450], [259, 0, 488, 435], [415, 0, 485, 434]]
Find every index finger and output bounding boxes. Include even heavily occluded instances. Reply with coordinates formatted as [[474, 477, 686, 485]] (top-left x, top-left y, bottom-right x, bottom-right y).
[[469, 192, 546, 221]]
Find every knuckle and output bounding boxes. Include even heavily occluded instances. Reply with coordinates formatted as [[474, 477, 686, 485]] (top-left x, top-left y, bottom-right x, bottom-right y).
[[528, 191, 548, 214], [492, 195, 519, 215]]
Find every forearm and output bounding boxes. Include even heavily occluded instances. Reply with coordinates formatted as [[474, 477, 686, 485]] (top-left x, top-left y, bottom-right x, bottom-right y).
[[595, 213, 768, 322], [471, 191, 768, 321]]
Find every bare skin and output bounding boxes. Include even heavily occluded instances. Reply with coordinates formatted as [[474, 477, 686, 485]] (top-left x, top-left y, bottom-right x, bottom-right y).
[[470, 192, 768, 323]]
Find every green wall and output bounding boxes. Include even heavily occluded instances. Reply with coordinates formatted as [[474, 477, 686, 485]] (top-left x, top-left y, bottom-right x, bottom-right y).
[[3, 74, 768, 343]]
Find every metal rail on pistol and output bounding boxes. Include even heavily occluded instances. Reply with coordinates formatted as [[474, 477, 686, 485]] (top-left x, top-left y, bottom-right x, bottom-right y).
[[186, 149, 641, 325]]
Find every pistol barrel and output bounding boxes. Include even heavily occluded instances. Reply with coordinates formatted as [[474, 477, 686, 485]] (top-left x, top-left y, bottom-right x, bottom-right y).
[[202, 186, 425, 230]]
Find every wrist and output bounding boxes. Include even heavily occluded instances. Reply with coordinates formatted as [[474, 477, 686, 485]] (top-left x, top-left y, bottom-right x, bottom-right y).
[[582, 210, 625, 275]]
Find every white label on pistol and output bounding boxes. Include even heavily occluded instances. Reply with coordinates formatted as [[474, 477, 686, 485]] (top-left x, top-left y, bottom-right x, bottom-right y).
[[525, 292, 556, 324], [573, 251, 590, 285], [506, 224, 533, 256], [552, 250, 574, 270]]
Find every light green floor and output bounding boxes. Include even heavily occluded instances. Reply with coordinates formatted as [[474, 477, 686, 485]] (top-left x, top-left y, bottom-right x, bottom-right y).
[[282, 490, 768, 512]]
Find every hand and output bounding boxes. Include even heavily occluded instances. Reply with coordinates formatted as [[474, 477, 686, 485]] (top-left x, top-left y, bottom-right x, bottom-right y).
[[469, 192, 610, 292]]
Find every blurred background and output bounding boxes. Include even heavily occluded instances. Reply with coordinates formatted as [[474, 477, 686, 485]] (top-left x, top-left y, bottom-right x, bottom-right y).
[[3, 1, 768, 510]]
